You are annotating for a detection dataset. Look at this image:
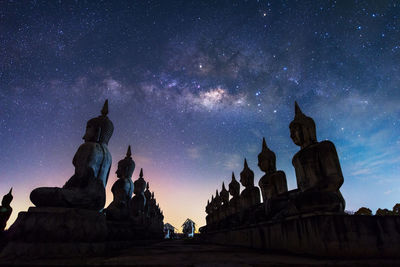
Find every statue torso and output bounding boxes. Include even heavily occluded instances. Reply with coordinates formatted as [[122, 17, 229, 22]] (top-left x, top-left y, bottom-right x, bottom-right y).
[[240, 186, 260, 209], [259, 171, 287, 201], [111, 178, 134, 204], [292, 140, 343, 192], [71, 142, 112, 189]]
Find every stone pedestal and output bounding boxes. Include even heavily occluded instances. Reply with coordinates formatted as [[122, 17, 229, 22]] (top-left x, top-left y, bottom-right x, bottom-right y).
[[0, 207, 107, 259], [201, 213, 400, 258]]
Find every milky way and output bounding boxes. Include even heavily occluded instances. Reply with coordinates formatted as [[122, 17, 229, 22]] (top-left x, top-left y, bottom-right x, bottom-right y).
[[1, 0, 400, 229]]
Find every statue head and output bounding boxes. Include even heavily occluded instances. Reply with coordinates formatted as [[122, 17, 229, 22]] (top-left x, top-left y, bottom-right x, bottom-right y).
[[83, 100, 114, 145], [240, 159, 254, 187], [220, 182, 229, 205], [116, 145, 135, 179], [1, 188, 13, 207], [229, 172, 240, 197], [133, 168, 147, 194], [257, 138, 276, 173], [289, 102, 317, 148]]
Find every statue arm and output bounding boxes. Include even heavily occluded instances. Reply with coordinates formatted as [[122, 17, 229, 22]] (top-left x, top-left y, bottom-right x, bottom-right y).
[[318, 141, 344, 191]]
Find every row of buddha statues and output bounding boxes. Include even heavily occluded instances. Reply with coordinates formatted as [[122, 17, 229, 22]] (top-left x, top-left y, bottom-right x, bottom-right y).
[[205, 102, 346, 230], [27, 100, 163, 227]]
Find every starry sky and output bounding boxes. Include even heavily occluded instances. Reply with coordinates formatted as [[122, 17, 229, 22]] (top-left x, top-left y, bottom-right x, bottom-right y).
[[1, 0, 400, 230]]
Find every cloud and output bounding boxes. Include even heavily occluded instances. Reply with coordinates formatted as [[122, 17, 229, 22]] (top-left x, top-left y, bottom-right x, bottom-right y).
[[220, 153, 242, 170], [187, 147, 202, 160]]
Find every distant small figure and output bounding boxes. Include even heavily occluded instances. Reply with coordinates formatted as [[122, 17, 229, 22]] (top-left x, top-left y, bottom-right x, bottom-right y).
[[105, 146, 135, 220], [182, 218, 195, 238], [30, 100, 113, 211], [257, 137, 287, 215], [239, 159, 260, 210], [355, 207, 372, 215], [0, 188, 13, 231], [376, 208, 393, 216], [130, 168, 147, 218]]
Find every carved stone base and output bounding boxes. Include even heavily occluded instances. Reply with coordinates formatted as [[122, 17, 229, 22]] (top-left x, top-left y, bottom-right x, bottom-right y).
[[201, 213, 400, 258], [0, 207, 108, 258]]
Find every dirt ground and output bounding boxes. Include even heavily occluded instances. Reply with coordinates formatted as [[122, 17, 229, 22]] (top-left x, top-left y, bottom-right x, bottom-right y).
[[1, 239, 399, 266]]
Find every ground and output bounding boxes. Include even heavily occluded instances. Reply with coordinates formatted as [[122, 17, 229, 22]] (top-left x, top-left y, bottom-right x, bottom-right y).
[[1, 239, 399, 266]]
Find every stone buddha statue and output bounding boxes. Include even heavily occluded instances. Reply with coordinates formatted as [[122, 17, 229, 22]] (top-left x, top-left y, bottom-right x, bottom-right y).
[[0, 188, 13, 232], [239, 159, 260, 210], [144, 182, 152, 216], [258, 138, 288, 203], [205, 199, 212, 225], [105, 146, 135, 220], [130, 168, 147, 217], [30, 100, 113, 211], [208, 195, 215, 224], [219, 182, 229, 222], [148, 192, 157, 218], [212, 190, 221, 224], [289, 102, 345, 213], [219, 183, 229, 224], [228, 172, 240, 216]]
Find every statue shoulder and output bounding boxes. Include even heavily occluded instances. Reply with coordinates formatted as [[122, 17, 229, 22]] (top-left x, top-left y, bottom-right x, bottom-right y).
[[275, 170, 286, 179], [318, 140, 338, 153]]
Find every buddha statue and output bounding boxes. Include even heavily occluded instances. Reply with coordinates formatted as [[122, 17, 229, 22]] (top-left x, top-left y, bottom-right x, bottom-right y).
[[148, 192, 157, 218], [289, 101, 345, 213], [208, 195, 215, 224], [130, 168, 147, 217], [257, 138, 288, 205], [205, 199, 211, 225], [30, 100, 113, 211], [239, 159, 260, 210], [212, 190, 221, 225], [219, 182, 229, 222], [144, 182, 152, 216], [0, 188, 13, 232], [105, 146, 135, 220], [228, 172, 240, 216]]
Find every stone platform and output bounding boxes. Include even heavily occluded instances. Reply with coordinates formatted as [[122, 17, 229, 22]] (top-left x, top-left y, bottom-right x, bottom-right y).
[[0, 207, 108, 259], [201, 213, 400, 258], [0, 207, 164, 259]]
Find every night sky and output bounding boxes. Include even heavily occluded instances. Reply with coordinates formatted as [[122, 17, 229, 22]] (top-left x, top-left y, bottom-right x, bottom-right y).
[[1, 0, 400, 230]]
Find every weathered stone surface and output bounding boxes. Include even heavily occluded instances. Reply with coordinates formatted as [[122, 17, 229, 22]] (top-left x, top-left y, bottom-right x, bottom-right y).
[[0, 207, 108, 258], [201, 214, 400, 258], [6, 207, 107, 243]]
